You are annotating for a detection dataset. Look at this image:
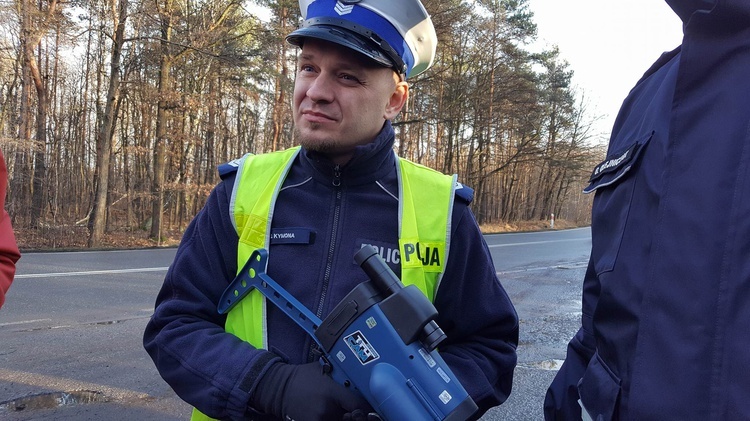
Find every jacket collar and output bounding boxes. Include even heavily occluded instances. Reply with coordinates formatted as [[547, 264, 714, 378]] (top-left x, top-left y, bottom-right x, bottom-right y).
[[299, 121, 398, 187], [665, 0, 715, 25]]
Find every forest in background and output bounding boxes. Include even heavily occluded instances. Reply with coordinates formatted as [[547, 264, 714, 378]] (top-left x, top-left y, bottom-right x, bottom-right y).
[[0, 0, 604, 249]]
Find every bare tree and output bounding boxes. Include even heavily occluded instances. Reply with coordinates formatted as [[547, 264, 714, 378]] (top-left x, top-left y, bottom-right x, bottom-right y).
[[19, 0, 61, 227], [88, 0, 129, 247]]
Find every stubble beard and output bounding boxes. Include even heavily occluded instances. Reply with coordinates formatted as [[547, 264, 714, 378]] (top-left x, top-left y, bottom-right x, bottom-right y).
[[295, 124, 338, 154]]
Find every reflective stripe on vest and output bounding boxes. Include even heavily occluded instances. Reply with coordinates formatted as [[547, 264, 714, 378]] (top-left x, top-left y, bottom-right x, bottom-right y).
[[226, 147, 301, 348], [191, 147, 300, 421], [396, 158, 456, 299], [191, 148, 455, 421]]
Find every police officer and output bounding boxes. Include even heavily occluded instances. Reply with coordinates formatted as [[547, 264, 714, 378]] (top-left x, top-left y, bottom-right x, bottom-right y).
[[545, 0, 750, 419], [144, 0, 519, 420]]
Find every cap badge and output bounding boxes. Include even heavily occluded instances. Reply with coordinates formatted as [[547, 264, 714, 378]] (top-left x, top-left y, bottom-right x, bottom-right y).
[[334, 1, 354, 15]]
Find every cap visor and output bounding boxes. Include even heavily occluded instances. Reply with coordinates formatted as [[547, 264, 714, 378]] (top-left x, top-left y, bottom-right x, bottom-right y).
[[286, 25, 394, 68]]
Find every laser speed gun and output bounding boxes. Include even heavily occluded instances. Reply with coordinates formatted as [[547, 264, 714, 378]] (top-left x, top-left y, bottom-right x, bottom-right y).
[[218, 245, 478, 421]]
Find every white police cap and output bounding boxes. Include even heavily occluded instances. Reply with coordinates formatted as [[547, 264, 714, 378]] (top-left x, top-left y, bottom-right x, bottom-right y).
[[286, 0, 437, 78]]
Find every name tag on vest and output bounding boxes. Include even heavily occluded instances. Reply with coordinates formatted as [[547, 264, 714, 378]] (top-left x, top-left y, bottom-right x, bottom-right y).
[[270, 228, 314, 245]]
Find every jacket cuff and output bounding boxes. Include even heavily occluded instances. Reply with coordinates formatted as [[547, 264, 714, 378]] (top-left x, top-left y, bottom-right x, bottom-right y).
[[238, 351, 281, 416]]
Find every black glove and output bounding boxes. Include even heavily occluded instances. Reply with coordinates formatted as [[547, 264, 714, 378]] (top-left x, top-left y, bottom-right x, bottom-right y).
[[251, 360, 376, 421]]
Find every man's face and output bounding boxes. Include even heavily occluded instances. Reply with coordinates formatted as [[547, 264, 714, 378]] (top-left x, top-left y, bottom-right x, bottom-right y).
[[293, 38, 408, 164]]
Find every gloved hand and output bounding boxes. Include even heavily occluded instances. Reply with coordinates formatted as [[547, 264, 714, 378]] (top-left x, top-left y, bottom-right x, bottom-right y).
[[251, 360, 376, 421]]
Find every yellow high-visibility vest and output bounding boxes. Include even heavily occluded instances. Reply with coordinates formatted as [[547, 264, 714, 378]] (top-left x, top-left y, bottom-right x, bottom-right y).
[[192, 147, 455, 420]]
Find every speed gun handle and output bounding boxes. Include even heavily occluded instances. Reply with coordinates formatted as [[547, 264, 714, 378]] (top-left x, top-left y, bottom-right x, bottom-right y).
[[354, 245, 447, 352]]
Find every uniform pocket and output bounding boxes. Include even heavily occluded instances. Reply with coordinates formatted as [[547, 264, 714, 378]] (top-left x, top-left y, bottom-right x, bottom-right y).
[[584, 131, 653, 275], [578, 352, 622, 421]]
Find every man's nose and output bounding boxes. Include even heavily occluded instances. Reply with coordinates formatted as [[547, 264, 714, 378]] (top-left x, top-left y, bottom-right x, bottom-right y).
[[305, 73, 335, 103]]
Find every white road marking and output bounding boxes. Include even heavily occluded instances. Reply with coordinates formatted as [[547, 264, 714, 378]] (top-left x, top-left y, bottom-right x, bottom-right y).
[[0, 319, 53, 327], [497, 262, 588, 275], [15, 267, 169, 279], [0, 368, 151, 401], [488, 238, 589, 248]]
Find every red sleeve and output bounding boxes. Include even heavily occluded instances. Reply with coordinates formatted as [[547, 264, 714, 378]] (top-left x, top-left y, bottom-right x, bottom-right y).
[[0, 150, 20, 309]]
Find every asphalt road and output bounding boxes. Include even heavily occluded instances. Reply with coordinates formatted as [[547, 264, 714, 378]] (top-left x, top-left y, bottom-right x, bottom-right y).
[[0, 227, 592, 420]]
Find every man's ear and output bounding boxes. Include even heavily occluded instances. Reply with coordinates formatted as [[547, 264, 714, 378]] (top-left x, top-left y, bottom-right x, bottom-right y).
[[384, 81, 409, 120]]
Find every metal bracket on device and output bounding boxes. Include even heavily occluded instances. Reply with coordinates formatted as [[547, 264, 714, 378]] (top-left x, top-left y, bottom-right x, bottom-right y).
[[218, 249, 323, 342]]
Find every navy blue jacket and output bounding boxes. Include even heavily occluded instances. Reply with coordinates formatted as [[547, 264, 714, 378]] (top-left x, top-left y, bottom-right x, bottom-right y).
[[545, 1, 750, 419], [144, 122, 519, 420]]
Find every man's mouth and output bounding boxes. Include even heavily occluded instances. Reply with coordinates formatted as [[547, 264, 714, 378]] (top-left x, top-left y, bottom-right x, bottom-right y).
[[301, 110, 336, 123]]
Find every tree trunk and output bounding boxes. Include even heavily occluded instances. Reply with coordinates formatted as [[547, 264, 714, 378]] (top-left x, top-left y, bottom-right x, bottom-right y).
[[150, 0, 174, 242], [27, 38, 49, 229], [12, 43, 32, 224], [89, 0, 127, 247], [270, 6, 288, 152], [19, 0, 59, 228]]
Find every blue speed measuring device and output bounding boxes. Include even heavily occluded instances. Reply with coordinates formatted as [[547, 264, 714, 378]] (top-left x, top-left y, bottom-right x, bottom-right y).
[[218, 245, 478, 421]]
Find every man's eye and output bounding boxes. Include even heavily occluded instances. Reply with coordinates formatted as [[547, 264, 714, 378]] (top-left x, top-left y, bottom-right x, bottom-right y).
[[300, 65, 315, 72], [340, 74, 360, 83]]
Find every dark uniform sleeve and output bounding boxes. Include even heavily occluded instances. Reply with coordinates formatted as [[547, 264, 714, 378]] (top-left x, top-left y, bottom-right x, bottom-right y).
[[143, 176, 279, 420], [543, 259, 599, 420], [434, 193, 519, 419]]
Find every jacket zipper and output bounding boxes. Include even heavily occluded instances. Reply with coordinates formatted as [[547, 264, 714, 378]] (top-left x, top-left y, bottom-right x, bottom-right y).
[[309, 165, 343, 361]]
